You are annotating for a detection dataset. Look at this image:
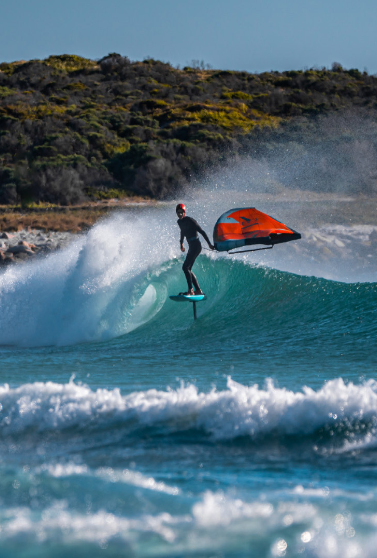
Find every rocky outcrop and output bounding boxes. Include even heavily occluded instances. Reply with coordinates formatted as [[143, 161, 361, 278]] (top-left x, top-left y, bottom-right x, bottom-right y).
[[0, 230, 73, 267]]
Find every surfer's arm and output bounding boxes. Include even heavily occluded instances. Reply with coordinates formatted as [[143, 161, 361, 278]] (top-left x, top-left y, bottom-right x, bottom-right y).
[[179, 229, 185, 252], [196, 224, 215, 250]]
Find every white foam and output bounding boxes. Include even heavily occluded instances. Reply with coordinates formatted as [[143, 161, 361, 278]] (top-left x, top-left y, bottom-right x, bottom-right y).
[[192, 491, 274, 527], [0, 211, 177, 346], [39, 463, 180, 495], [0, 492, 375, 557], [1, 377, 377, 441], [0, 492, 318, 544], [0, 504, 182, 543], [291, 485, 374, 501]]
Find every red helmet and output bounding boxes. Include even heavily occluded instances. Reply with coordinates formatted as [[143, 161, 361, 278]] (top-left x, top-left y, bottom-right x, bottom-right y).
[[176, 203, 186, 214]]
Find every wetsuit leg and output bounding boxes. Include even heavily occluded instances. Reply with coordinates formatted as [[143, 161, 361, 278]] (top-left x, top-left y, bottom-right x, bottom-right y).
[[182, 240, 202, 290]]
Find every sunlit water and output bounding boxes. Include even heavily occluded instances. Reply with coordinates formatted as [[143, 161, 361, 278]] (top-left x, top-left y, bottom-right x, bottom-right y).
[[0, 198, 376, 558]]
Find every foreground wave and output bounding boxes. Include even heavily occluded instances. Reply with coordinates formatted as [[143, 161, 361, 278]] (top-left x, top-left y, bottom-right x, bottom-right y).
[[1, 377, 377, 453]]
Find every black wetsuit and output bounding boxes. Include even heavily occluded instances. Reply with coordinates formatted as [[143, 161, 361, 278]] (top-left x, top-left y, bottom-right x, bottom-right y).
[[178, 216, 211, 291]]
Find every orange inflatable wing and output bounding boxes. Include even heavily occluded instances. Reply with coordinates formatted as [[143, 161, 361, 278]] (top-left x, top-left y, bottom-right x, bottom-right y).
[[213, 208, 301, 252]]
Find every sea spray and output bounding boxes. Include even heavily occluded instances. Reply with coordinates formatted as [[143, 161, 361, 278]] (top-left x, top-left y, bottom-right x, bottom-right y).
[[1, 377, 377, 446], [0, 211, 177, 346]]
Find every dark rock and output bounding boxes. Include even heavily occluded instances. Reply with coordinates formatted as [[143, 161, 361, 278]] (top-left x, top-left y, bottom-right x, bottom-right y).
[[18, 240, 36, 250], [13, 252, 31, 261], [6, 245, 33, 254]]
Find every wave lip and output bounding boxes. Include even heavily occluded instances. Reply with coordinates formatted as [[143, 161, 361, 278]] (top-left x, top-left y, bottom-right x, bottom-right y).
[[1, 377, 377, 446]]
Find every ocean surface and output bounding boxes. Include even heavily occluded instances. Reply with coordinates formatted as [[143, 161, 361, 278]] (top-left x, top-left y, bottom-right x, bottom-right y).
[[0, 196, 376, 558]]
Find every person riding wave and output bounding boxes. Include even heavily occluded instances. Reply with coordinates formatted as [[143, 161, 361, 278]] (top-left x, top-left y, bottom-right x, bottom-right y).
[[176, 204, 215, 296]]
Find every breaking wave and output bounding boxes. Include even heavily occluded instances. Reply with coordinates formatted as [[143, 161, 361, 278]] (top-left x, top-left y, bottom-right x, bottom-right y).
[[1, 377, 377, 453], [0, 208, 375, 349]]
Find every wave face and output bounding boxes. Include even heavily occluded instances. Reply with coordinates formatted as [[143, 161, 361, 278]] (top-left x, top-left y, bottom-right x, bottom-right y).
[[0, 210, 376, 352]]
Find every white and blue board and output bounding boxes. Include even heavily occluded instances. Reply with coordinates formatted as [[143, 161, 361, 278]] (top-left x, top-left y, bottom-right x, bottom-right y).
[[169, 294, 207, 320], [169, 294, 207, 302]]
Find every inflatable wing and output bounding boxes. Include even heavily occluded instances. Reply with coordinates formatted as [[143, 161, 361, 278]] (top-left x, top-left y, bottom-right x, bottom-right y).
[[213, 208, 301, 252]]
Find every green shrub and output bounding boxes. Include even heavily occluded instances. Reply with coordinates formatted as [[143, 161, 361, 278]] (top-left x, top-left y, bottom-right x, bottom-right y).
[[194, 130, 224, 143], [0, 86, 17, 98], [138, 99, 169, 111], [346, 69, 362, 79], [44, 55, 97, 72], [86, 187, 134, 200], [286, 71, 302, 77], [0, 167, 15, 184], [63, 82, 87, 91], [0, 183, 17, 204], [49, 95, 68, 104], [196, 108, 255, 131], [33, 145, 58, 157], [275, 78, 293, 87], [0, 62, 19, 76], [210, 70, 235, 79], [33, 154, 89, 169], [1, 52, 377, 203], [221, 91, 253, 101]]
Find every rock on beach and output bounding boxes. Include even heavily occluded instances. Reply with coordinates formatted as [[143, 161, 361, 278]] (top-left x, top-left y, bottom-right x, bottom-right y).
[[0, 229, 73, 267]]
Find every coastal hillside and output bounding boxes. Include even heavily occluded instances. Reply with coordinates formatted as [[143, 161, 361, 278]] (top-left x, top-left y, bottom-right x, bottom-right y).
[[1, 54, 377, 204]]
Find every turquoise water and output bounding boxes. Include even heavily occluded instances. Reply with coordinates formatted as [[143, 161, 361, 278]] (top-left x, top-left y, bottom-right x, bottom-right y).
[[0, 207, 376, 558]]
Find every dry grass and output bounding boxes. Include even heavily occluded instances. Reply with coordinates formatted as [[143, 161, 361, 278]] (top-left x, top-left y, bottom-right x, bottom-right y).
[[0, 209, 108, 232], [0, 200, 157, 232], [2, 197, 373, 234]]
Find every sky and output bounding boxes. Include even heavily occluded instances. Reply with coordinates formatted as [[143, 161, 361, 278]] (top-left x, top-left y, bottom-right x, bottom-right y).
[[1, 0, 377, 73]]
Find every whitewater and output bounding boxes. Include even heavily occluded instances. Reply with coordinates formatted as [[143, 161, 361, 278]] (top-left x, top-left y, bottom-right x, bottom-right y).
[[0, 193, 376, 557]]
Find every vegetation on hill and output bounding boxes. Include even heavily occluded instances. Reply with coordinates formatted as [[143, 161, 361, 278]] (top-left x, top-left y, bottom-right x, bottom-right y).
[[1, 54, 377, 205]]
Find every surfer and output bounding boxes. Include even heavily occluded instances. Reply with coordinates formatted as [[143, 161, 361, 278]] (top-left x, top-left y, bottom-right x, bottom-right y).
[[176, 204, 215, 296]]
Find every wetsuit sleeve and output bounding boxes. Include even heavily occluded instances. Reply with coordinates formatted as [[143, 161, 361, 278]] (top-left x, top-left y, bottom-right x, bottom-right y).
[[193, 219, 211, 245], [178, 221, 184, 244]]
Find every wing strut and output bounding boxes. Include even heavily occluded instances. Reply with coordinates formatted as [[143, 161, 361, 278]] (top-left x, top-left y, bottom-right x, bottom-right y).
[[228, 246, 274, 255]]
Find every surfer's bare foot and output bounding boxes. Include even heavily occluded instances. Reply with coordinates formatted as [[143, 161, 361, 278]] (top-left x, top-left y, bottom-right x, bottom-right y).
[[179, 289, 194, 296], [194, 289, 203, 295]]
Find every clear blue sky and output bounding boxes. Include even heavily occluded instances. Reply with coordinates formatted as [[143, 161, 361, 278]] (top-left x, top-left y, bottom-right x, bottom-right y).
[[2, 0, 376, 73]]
